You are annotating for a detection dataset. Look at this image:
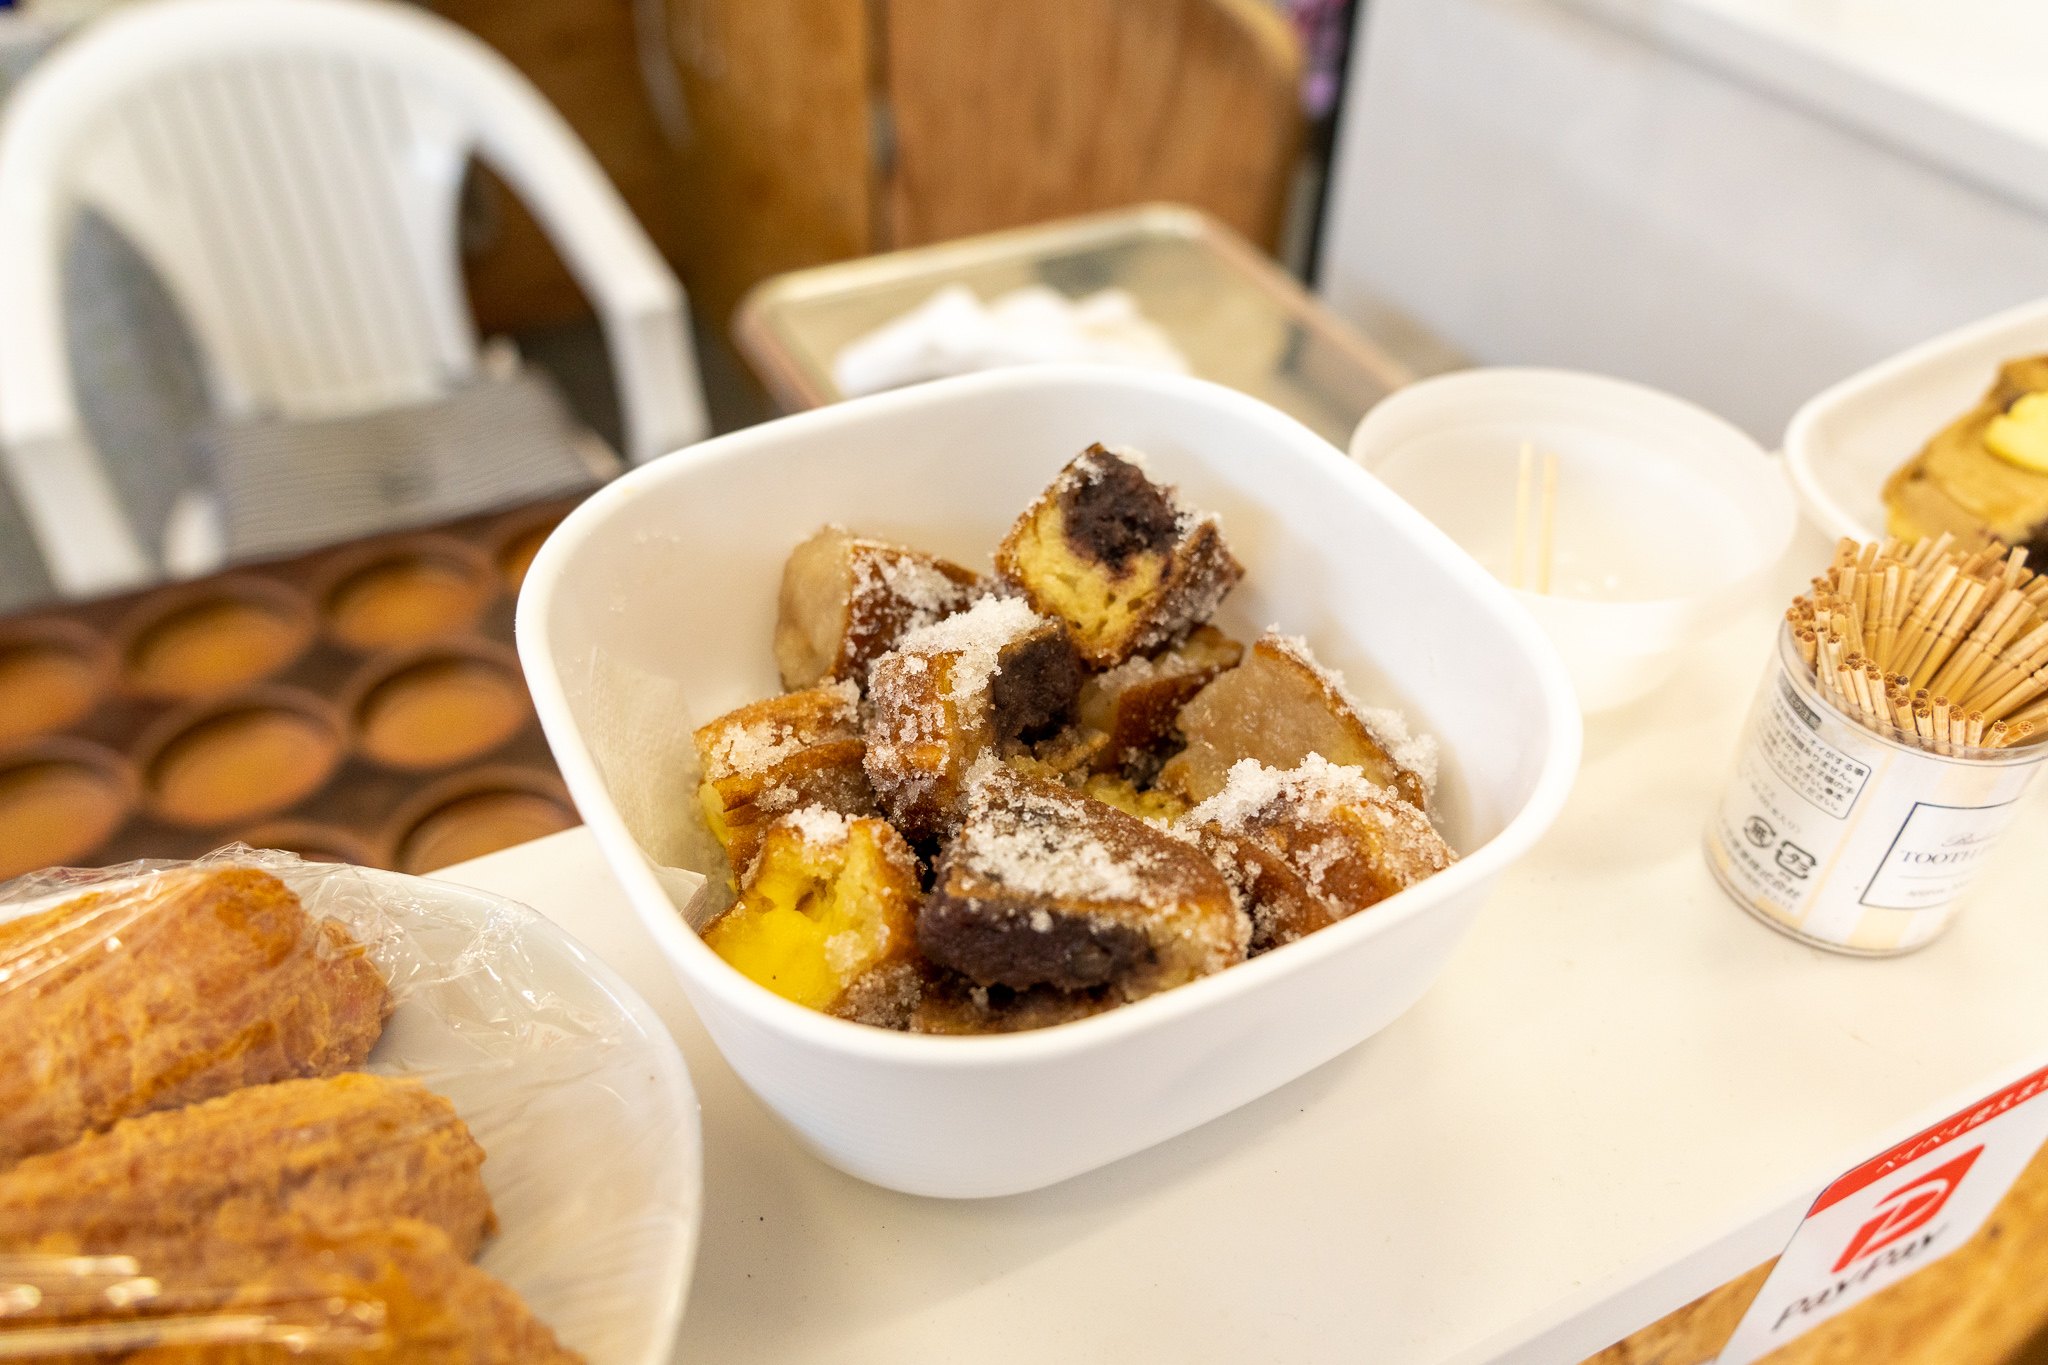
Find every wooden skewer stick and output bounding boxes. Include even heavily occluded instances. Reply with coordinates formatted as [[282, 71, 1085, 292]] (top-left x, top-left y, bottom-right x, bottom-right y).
[[1511, 442, 1532, 591], [1537, 452, 1558, 596]]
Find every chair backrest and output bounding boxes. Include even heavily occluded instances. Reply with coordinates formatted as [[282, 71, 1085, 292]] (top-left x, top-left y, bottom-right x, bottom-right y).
[[0, 0, 706, 596], [883, 0, 1304, 251]]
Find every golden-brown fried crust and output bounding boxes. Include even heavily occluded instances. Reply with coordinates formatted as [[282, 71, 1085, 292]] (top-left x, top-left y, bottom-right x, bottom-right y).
[[29, 1219, 582, 1365], [773, 525, 981, 692], [994, 445, 1243, 668], [1158, 631, 1432, 812], [1077, 625, 1243, 777], [0, 866, 391, 1167], [1182, 755, 1454, 953], [693, 681, 879, 879], [863, 598, 1080, 843], [920, 767, 1244, 998], [909, 970, 1122, 1035], [1883, 355, 2048, 546], [0, 1074, 496, 1259]]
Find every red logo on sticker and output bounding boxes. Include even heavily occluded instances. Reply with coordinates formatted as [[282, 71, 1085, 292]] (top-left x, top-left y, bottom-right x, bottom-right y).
[[1831, 1146, 1983, 1273]]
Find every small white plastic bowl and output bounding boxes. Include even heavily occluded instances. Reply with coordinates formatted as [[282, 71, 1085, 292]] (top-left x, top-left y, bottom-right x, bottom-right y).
[[1786, 295, 2048, 543], [1351, 369, 1795, 713], [518, 366, 1580, 1198]]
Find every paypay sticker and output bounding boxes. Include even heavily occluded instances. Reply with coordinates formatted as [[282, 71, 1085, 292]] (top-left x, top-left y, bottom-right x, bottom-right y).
[[1718, 1062, 2048, 1365]]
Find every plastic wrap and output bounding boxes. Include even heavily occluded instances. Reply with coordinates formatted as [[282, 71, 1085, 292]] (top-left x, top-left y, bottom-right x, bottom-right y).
[[0, 848, 699, 1364]]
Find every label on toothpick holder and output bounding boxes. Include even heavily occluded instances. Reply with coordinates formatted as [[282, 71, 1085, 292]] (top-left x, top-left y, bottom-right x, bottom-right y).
[[1717, 1063, 2048, 1365], [1705, 627, 2048, 955]]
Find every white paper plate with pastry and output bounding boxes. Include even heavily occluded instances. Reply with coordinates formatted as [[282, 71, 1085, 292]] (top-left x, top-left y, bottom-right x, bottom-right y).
[[0, 849, 700, 1364]]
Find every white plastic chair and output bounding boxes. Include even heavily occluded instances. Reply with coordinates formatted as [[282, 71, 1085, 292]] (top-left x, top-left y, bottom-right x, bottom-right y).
[[0, 0, 709, 597]]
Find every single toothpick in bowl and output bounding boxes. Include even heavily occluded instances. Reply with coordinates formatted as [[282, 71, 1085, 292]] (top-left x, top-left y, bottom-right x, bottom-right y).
[[1511, 442, 1559, 594], [1788, 535, 2048, 755]]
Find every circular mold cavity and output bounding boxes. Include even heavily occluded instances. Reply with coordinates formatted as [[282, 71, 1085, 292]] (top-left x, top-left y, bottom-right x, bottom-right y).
[[317, 535, 496, 653], [231, 819, 381, 868], [385, 767, 576, 875], [138, 687, 346, 829], [0, 739, 138, 880], [0, 619, 114, 743], [345, 641, 530, 771], [489, 505, 572, 594], [119, 578, 316, 701]]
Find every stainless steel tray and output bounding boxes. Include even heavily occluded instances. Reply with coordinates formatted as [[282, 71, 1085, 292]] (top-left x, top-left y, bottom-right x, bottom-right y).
[[733, 203, 1415, 448]]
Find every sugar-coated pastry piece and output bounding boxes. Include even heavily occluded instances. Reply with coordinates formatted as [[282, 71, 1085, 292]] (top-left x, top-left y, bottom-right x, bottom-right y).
[[1157, 630, 1435, 812], [774, 524, 982, 692], [1183, 755, 1454, 952], [694, 680, 878, 880], [702, 808, 922, 1016], [920, 766, 1245, 999], [1077, 624, 1243, 776], [995, 444, 1244, 668], [863, 596, 1082, 841]]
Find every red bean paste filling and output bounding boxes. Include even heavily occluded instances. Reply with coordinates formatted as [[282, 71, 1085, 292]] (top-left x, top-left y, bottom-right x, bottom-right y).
[[1057, 447, 1180, 566]]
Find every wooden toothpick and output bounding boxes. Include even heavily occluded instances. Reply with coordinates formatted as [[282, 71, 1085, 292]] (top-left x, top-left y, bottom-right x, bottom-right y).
[[1511, 441, 1532, 590], [1538, 452, 1558, 596]]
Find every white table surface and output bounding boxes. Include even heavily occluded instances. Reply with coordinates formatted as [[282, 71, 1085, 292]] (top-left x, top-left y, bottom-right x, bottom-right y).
[[441, 522, 2048, 1364]]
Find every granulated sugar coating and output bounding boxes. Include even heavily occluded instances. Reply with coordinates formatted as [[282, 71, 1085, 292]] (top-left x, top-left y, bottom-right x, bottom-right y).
[[1267, 632, 1438, 794], [774, 526, 981, 691], [1158, 630, 1436, 812], [891, 595, 1043, 706], [783, 805, 852, 849], [993, 444, 1244, 669], [693, 438, 1457, 1031], [920, 767, 1246, 996], [863, 597, 1066, 841], [692, 681, 879, 886], [699, 679, 861, 782], [1182, 755, 1455, 952], [952, 765, 1173, 908], [1182, 754, 1412, 835]]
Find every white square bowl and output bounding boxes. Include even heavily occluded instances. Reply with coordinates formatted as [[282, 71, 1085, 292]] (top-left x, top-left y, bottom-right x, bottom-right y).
[[516, 366, 1581, 1198], [1786, 295, 2048, 542]]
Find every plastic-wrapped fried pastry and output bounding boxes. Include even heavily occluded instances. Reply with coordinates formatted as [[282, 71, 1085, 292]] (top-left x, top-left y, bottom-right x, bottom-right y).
[[702, 808, 922, 1020], [1182, 755, 1454, 953], [693, 680, 878, 881], [773, 524, 981, 691], [1158, 629, 1436, 812], [995, 444, 1243, 668], [0, 1073, 496, 1259], [920, 766, 1244, 1002], [0, 865, 391, 1167], [864, 596, 1082, 842], [11, 1218, 582, 1364]]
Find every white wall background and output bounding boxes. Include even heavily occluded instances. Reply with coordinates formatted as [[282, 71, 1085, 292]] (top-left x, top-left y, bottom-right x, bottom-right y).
[[1317, 0, 2048, 442]]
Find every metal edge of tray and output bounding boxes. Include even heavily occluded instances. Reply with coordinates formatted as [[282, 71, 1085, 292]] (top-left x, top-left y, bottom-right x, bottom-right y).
[[730, 202, 1417, 415]]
